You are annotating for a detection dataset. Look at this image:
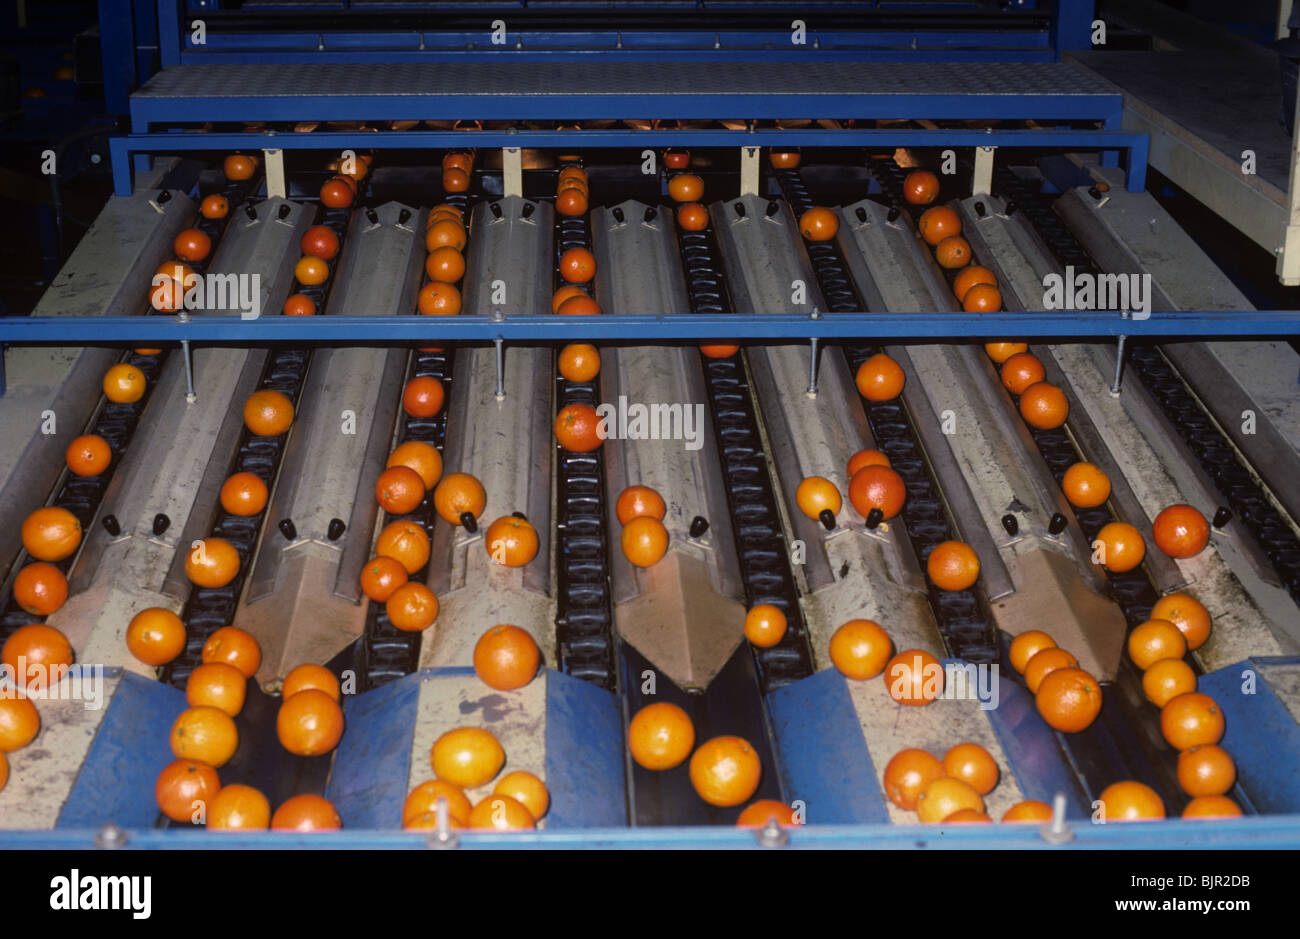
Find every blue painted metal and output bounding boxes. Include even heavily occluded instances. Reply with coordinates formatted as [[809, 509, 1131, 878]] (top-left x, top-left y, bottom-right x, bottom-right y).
[[544, 669, 628, 829], [1052, 0, 1095, 54], [324, 670, 422, 830], [98, 0, 137, 113], [56, 669, 187, 829], [767, 669, 888, 825], [1200, 657, 1300, 816]]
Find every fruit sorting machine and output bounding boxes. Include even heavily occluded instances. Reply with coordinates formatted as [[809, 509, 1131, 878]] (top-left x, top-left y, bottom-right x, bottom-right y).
[[0, 2, 1299, 848]]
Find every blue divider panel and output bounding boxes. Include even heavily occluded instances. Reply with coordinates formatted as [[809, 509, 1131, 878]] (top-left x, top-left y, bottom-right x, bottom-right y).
[[1200, 656, 1300, 815], [767, 668, 887, 825], [325, 670, 422, 829], [545, 668, 627, 828], [57, 669, 188, 828]]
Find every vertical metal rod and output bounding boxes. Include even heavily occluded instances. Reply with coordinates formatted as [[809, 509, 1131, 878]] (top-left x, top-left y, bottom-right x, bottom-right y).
[[263, 148, 286, 199], [807, 337, 819, 395], [1111, 333, 1127, 394], [182, 338, 196, 403], [494, 337, 505, 400], [972, 145, 995, 196]]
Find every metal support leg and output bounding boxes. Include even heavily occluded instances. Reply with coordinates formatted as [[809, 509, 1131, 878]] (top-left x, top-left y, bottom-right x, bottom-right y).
[[264, 148, 286, 199], [182, 338, 196, 403], [494, 337, 505, 400], [502, 147, 522, 198], [1111, 334, 1127, 394], [972, 146, 995, 196], [1100, 107, 1122, 169], [740, 146, 760, 197], [807, 338, 819, 396]]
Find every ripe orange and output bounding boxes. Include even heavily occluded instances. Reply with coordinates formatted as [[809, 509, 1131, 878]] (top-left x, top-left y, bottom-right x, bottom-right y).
[[208, 784, 271, 830], [201, 626, 262, 678], [1141, 657, 1197, 708], [386, 582, 439, 632], [224, 154, 257, 180], [916, 776, 983, 824], [417, 281, 461, 316], [1093, 521, 1146, 573], [1035, 667, 1102, 733], [485, 516, 539, 567], [1009, 630, 1056, 674], [1150, 593, 1212, 651], [403, 811, 463, 831], [12, 562, 68, 616], [699, 343, 739, 359], [557, 294, 601, 317], [283, 293, 316, 316], [795, 476, 842, 523], [628, 702, 695, 771], [388, 440, 443, 490], [1161, 692, 1224, 750], [953, 265, 996, 302], [156, 260, 195, 286], [300, 225, 340, 260], [404, 779, 472, 826], [555, 403, 604, 452], [1152, 504, 1210, 559], [170, 705, 238, 767], [944, 808, 992, 823], [558, 343, 600, 383], [556, 188, 588, 217], [294, 255, 329, 286], [219, 471, 268, 516], [962, 284, 1002, 313], [244, 389, 295, 436], [429, 202, 464, 223], [200, 194, 229, 219], [126, 607, 186, 666], [20, 507, 81, 562], [185, 536, 241, 588], [494, 770, 549, 820], [984, 342, 1027, 364], [744, 604, 788, 649], [855, 353, 905, 401], [442, 167, 470, 193], [667, 173, 704, 202], [918, 206, 961, 246], [689, 735, 762, 807], [616, 485, 666, 526], [736, 800, 798, 827], [271, 794, 342, 832], [0, 696, 40, 752], [1023, 647, 1078, 694], [150, 279, 183, 313], [559, 247, 596, 284], [1062, 463, 1111, 509], [799, 207, 839, 242], [1018, 381, 1069, 430], [926, 540, 980, 591], [882, 748, 945, 810], [551, 284, 587, 314], [425, 219, 467, 253], [432, 473, 486, 527], [444, 152, 474, 174], [103, 363, 146, 403], [66, 434, 111, 476], [432, 727, 505, 788], [622, 516, 669, 567], [1, 624, 72, 689], [468, 794, 536, 830], [186, 662, 247, 717], [884, 648, 943, 706], [903, 170, 940, 205], [277, 688, 345, 756], [934, 235, 971, 269], [375, 465, 426, 515], [1176, 744, 1235, 797], [848, 465, 907, 521], [402, 376, 445, 418], [1002, 800, 1053, 823], [676, 202, 709, 231], [155, 759, 220, 823], [282, 664, 340, 702], [769, 151, 801, 170], [1127, 619, 1187, 671], [828, 619, 892, 680], [1097, 780, 1165, 821], [174, 228, 212, 262], [359, 555, 408, 604], [473, 625, 539, 690], [1182, 795, 1241, 819], [1000, 352, 1046, 396], [319, 178, 355, 209], [426, 246, 466, 284], [662, 150, 690, 170], [846, 448, 890, 476]]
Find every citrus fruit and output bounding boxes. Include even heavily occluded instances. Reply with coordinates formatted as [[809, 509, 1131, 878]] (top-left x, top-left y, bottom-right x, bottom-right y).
[[628, 702, 695, 771], [432, 727, 505, 788], [828, 619, 892, 680], [882, 748, 944, 811], [277, 688, 345, 756], [688, 735, 762, 807], [473, 625, 539, 691]]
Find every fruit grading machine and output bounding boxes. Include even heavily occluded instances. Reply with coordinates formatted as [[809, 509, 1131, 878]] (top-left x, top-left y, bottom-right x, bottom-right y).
[[0, 1, 1299, 848]]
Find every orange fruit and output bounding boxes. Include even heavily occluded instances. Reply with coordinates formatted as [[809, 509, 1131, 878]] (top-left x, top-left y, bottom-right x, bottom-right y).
[[559, 247, 596, 284], [186, 662, 247, 717], [65, 434, 111, 476], [402, 376, 445, 418], [359, 555, 408, 603], [1161, 692, 1224, 751], [21, 506, 82, 562], [558, 343, 601, 383], [1, 624, 72, 690], [432, 727, 505, 788], [468, 794, 536, 830], [828, 619, 892, 680], [208, 784, 271, 830], [1035, 667, 1102, 733], [846, 449, 890, 476], [376, 521, 431, 574], [556, 188, 588, 217], [441, 167, 470, 193], [473, 625, 539, 690], [403, 779, 472, 826], [277, 688, 345, 756], [493, 770, 549, 820], [795, 476, 841, 521], [944, 808, 992, 823], [699, 343, 739, 359], [1176, 744, 1235, 797], [172, 228, 211, 262], [0, 696, 40, 752], [125, 607, 186, 666], [185, 536, 241, 588], [12, 562, 68, 616], [1009, 630, 1056, 674], [271, 794, 342, 832], [953, 265, 996, 302], [1093, 521, 1146, 573], [918, 206, 961, 246], [1062, 463, 1111, 509], [1182, 795, 1241, 819], [689, 735, 762, 807], [1018, 381, 1069, 430], [417, 281, 462, 316], [769, 151, 801, 170], [201, 625, 262, 678], [799, 207, 839, 242], [443, 152, 473, 174], [426, 246, 466, 284], [294, 255, 329, 286], [387, 440, 443, 490], [934, 235, 971, 269], [1000, 352, 1046, 396], [485, 516, 539, 567], [300, 225, 340, 260], [386, 582, 439, 632], [1150, 593, 1212, 651], [736, 800, 798, 827], [848, 465, 907, 521], [551, 284, 587, 314], [615, 485, 666, 526], [1097, 781, 1165, 821], [663, 150, 690, 170], [319, 178, 355, 209], [882, 748, 945, 810], [1127, 619, 1187, 671], [1023, 647, 1078, 694], [1152, 504, 1210, 559], [555, 403, 604, 452], [667, 173, 704, 202], [916, 776, 983, 824], [429, 202, 464, 223], [926, 540, 980, 591], [962, 284, 1002, 313], [628, 702, 695, 771], [744, 604, 788, 649], [984, 342, 1027, 364], [170, 705, 238, 767], [425, 219, 467, 253], [375, 465, 426, 515], [676, 202, 709, 231], [1141, 657, 1197, 708], [621, 516, 669, 567], [942, 743, 999, 796], [200, 194, 229, 219], [403, 811, 463, 831], [244, 389, 294, 436], [884, 648, 943, 706], [557, 294, 601, 317], [431, 473, 486, 527], [903, 170, 940, 205], [223, 154, 257, 180], [155, 759, 221, 824], [156, 260, 195, 285], [1002, 800, 1053, 823], [854, 352, 905, 401], [102, 363, 146, 403], [150, 279, 183, 313], [283, 293, 316, 316], [282, 664, 340, 702], [219, 471, 268, 517]]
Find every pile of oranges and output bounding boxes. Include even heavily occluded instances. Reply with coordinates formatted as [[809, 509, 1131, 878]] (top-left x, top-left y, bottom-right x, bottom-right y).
[[319, 152, 369, 210], [883, 741, 1043, 824], [614, 484, 669, 568], [900, 168, 1002, 315], [1009, 629, 1102, 734]]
